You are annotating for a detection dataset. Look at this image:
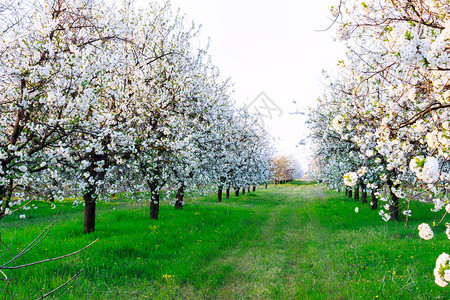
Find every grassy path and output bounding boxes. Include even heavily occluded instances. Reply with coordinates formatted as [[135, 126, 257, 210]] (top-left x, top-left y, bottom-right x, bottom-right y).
[[195, 183, 346, 299], [164, 182, 450, 299], [3, 182, 450, 299], [212, 187, 304, 299]]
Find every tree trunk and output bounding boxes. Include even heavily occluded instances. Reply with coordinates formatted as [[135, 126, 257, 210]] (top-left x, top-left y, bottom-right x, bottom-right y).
[[242, 187, 245, 195], [361, 183, 367, 203], [150, 188, 160, 220], [265, 182, 267, 189], [389, 185, 399, 220], [234, 187, 239, 197], [345, 187, 348, 196], [354, 186, 359, 201], [348, 189, 352, 198], [0, 185, 5, 218], [253, 185, 256, 192], [174, 184, 184, 210], [50, 179, 57, 202], [247, 185, 250, 193], [83, 191, 96, 234], [226, 187, 230, 199], [218, 186, 223, 202], [0, 185, 5, 203], [371, 190, 378, 209]]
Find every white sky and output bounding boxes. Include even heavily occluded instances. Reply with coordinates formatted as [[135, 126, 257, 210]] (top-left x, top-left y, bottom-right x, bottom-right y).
[[149, 0, 346, 170]]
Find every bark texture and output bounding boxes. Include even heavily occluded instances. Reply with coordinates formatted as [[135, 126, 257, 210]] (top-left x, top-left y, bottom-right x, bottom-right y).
[[174, 184, 184, 210], [218, 186, 223, 202], [371, 190, 378, 210], [83, 191, 96, 234], [150, 187, 160, 220]]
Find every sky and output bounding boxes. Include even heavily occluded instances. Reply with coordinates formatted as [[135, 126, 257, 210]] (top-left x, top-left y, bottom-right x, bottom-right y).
[[148, 0, 346, 170]]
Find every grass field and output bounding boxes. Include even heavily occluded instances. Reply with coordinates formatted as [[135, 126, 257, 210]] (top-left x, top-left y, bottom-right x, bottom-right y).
[[1, 182, 450, 299]]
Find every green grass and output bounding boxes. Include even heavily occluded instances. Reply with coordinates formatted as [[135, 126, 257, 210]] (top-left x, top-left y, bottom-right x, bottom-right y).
[[1, 182, 450, 299]]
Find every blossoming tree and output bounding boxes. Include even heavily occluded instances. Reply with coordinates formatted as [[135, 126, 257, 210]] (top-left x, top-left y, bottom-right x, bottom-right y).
[[310, 0, 450, 286]]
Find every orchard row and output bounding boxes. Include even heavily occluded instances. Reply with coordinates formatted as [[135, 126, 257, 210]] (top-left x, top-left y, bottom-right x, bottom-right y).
[[0, 0, 273, 233], [308, 0, 450, 287]]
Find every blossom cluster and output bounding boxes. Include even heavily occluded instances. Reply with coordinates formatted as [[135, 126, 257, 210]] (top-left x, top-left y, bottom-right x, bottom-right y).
[[409, 156, 439, 183], [418, 223, 434, 240], [435, 253, 450, 287], [343, 172, 358, 187]]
